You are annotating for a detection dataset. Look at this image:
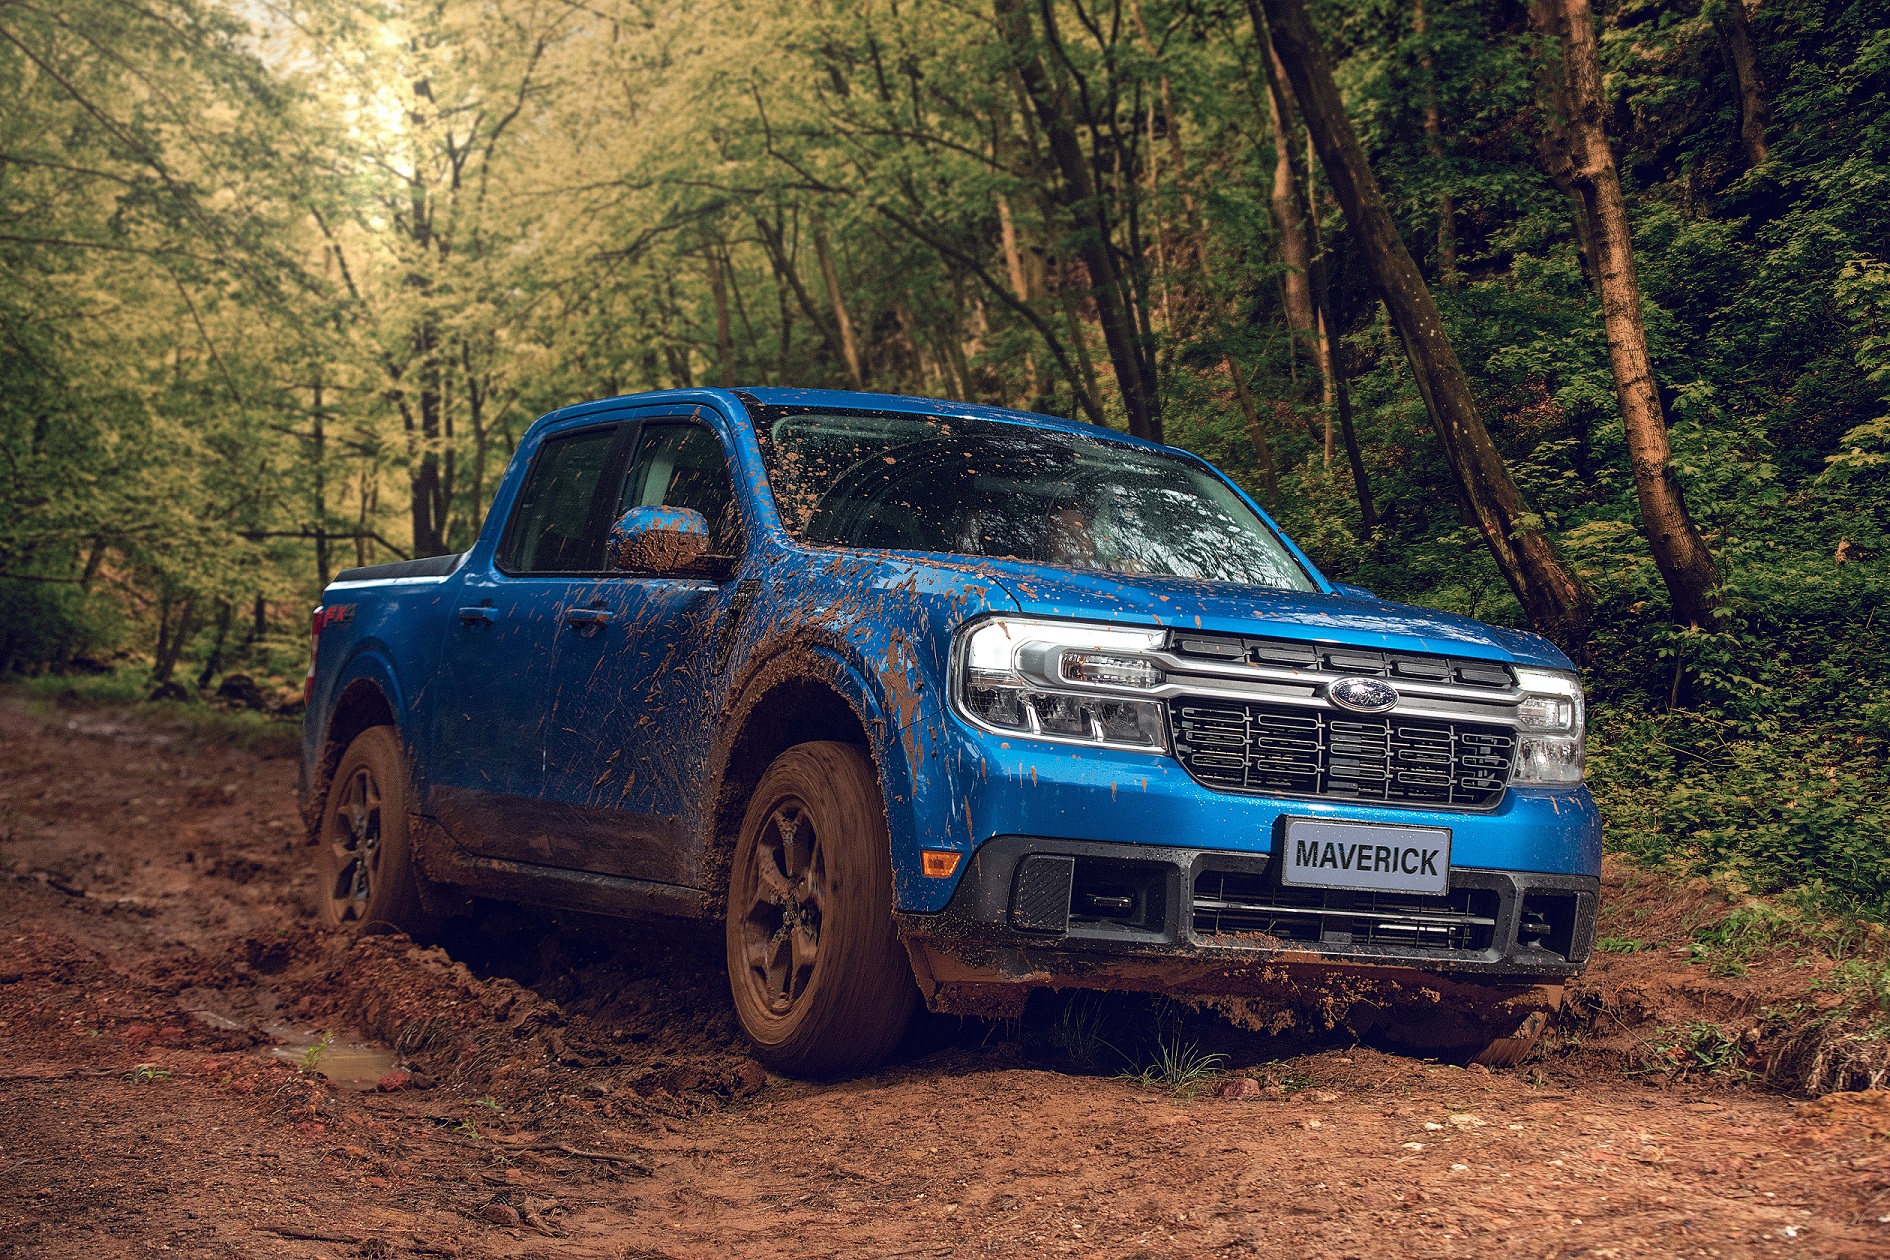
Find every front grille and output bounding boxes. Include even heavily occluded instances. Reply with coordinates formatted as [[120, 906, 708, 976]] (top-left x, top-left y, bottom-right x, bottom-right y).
[[1171, 696, 1515, 809], [1193, 869, 1500, 953]]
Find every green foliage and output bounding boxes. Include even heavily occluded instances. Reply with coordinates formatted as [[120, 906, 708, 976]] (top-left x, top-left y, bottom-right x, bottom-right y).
[[1643, 1021, 1751, 1080], [1120, 1037, 1228, 1098], [299, 1032, 336, 1073]]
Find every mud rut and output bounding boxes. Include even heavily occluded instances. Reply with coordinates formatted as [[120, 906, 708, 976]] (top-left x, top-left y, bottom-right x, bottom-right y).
[[3, 697, 1889, 1260]]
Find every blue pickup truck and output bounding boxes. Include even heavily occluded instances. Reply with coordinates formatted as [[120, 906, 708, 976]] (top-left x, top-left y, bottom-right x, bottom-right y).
[[299, 387, 1599, 1074]]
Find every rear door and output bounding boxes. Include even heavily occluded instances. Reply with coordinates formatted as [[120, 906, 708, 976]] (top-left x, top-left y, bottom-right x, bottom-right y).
[[429, 420, 630, 861], [538, 417, 748, 885]]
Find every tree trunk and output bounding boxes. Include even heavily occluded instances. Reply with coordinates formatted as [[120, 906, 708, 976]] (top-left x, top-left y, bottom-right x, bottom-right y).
[[1414, 0, 1458, 283], [1226, 359, 1280, 503], [995, 0, 1161, 442], [813, 221, 865, 389], [1250, 15, 1318, 359], [152, 593, 197, 686], [1308, 242, 1378, 531], [407, 322, 448, 559], [311, 378, 330, 589], [1535, 0, 1721, 628], [196, 599, 232, 691], [1709, 0, 1769, 166], [995, 193, 1048, 403], [707, 241, 736, 387], [1261, 0, 1592, 651]]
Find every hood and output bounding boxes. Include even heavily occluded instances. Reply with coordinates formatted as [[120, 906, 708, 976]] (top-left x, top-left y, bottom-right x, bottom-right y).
[[971, 559, 1573, 671]]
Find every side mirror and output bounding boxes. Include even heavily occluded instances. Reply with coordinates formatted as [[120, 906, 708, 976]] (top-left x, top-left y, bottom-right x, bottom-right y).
[[607, 506, 712, 575], [1332, 581, 1377, 600]]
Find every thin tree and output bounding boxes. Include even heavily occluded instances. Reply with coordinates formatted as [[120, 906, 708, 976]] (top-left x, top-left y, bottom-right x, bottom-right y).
[[1533, 0, 1722, 628], [1259, 0, 1592, 650], [994, 0, 1162, 442], [1707, 0, 1769, 166]]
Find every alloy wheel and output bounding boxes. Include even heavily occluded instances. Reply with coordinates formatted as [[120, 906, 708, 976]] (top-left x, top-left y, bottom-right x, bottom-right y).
[[324, 765, 382, 923], [739, 801, 827, 1015]]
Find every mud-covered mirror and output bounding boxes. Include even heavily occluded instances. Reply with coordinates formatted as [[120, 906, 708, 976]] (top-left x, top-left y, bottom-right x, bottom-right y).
[[606, 505, 711, 575]]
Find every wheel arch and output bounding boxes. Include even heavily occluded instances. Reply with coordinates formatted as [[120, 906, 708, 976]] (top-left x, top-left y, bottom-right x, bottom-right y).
[[305, 671, 401, 841], [703, 643, 916, 921]]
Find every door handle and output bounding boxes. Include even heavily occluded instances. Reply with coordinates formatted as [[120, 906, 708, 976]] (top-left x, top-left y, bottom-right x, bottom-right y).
[[457, 606, 495, 624], [562, 608, 612, 631]]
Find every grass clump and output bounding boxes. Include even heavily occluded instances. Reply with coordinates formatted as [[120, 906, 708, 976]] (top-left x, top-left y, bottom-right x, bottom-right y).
[[1120, 1037, 1227, 1098]]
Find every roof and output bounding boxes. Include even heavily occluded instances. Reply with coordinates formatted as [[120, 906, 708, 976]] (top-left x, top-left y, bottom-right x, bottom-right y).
[[545, 386, 1156, 449]]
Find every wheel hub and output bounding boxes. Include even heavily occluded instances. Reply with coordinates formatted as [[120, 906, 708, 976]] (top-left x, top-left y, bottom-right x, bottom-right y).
[[741, 802, 827, 1016]]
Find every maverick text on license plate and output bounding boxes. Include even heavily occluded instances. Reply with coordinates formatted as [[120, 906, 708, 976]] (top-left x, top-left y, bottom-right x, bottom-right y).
[[1280, 819, 1452, 895]]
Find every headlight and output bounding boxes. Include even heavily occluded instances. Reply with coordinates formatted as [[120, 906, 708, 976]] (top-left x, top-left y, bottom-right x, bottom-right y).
[[1510, 667, 1585, 785], [953, 617, 1169, 751]]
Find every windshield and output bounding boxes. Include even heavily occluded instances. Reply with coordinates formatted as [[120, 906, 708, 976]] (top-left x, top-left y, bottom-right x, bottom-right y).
[[751, 408, 1316, 591]]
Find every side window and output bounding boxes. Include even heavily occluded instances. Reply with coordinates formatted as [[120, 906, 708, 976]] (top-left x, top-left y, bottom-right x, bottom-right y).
[[618, 424, 741, 553], [497, 427, 618, 573]]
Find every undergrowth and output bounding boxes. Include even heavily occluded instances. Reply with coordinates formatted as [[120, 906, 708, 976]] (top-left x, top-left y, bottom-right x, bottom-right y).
[[3, 675, 301, 755]]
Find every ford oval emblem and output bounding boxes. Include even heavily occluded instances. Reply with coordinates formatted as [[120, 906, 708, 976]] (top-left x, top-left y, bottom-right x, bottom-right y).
[[1329, 676, 1399, 713]]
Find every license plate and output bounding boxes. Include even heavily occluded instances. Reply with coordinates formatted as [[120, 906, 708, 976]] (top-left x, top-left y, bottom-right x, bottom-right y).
[[1280, 819, 1451, 895]]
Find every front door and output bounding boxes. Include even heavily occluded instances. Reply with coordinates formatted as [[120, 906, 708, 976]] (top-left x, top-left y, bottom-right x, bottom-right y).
[[540, 418, 747, 885], [429, 421, 626, 861]]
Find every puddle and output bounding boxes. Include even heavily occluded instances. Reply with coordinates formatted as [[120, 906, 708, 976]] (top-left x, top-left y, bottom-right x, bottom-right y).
[[268, 1036, 401, 1089], [183, 995, 400, 1090]]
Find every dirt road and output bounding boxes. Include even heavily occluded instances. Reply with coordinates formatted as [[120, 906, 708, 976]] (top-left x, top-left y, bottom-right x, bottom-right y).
[[4, 695, 1889, 1259]]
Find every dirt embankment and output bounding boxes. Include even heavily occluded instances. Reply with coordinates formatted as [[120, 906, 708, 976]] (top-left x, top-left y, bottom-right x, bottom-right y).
[[5, 692, 1890, 1258]]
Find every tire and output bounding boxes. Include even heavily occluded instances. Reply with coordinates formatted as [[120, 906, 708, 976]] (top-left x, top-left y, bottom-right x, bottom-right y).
[[314, 726, 435, 939], [1469, 1006, 1555, 1069], [1376, 984, 1562, 1069], [725, 741, 918, 1076]]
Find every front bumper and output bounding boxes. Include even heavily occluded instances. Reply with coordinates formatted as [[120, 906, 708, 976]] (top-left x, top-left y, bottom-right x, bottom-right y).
[[896, 834, 1598, 1011]]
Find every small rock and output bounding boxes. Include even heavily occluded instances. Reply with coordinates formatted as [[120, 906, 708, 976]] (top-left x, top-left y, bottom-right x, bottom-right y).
[[733, 1057, 770, 1097], [1447, 1113, 1487, 1129], [1216, 1077, 1263, 1100], [1310, 1090, 1339, 1103], [376, 1071, 412, 1092], [481, 1203, 520, 1227], [1466, 1063, 1491, 1076]]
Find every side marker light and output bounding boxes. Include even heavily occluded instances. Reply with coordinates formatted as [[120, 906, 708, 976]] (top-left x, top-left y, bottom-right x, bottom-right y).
[[921, 850, 962, 878]]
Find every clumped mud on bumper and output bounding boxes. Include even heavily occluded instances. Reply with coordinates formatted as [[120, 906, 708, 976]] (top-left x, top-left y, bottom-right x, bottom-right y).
[[897, 835, 1596, 1038]]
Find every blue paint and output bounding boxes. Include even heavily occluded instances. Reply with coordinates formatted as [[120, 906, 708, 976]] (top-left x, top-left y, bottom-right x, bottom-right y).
[[301, 387, 1599, 922]]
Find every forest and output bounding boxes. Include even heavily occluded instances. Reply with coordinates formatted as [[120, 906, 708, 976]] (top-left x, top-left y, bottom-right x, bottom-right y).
[[3, 0, 1887, 915]]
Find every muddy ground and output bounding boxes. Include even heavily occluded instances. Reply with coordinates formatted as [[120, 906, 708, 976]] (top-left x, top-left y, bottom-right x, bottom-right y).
[[4, 694, 1890, 1259]]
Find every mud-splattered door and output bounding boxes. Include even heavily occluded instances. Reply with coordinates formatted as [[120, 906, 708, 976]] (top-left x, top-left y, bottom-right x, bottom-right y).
[[538, 421, 746, 886], [428, 422, 625, 860]]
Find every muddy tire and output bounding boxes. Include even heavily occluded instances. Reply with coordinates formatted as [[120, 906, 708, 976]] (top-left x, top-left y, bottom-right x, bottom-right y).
[[1468, 1006, 1555, 1068], [314, 726, 435, 939], [1377, 985, 1562, 1068], [726, 741, 918, 1077]]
